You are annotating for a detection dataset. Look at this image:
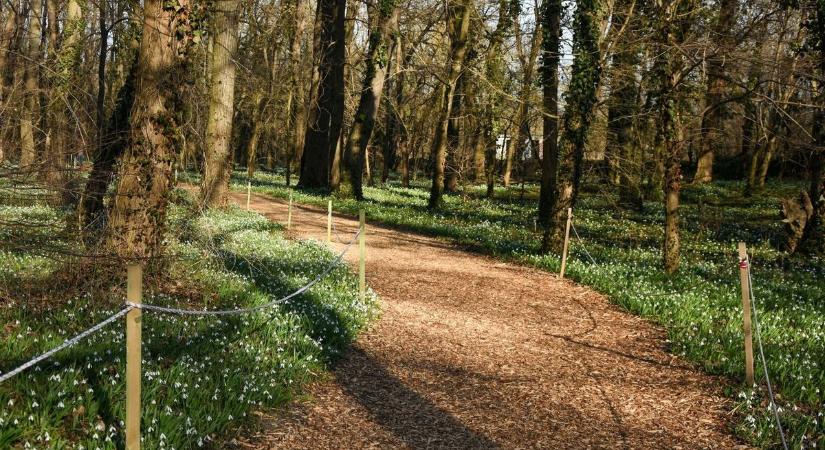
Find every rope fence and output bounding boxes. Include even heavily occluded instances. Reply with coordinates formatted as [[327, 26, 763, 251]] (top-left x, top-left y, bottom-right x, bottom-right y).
[[558, 208, 789, 448], [0, 203, 368, 450], [0, 195, 792, 448]]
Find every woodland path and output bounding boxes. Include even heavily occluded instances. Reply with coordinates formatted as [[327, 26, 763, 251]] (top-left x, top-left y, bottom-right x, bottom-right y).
[[226, 190, 745, 450]]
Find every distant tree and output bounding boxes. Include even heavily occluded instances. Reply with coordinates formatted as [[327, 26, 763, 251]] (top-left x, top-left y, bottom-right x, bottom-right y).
[[428, 0, 472, 209], [693, 0, 738, 183]]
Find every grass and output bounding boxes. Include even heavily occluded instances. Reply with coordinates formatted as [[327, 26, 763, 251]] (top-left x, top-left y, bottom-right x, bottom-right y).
[[0, 189, 377, 448], [218, 169, 823, 448]]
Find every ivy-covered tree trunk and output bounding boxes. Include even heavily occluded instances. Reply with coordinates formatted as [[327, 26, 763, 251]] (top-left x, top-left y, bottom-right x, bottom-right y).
[[652, 0, 693, 274], [285, 0, 308, 187], [542, 0, 602, 252], [103, 0, 195, 260], [341, 0, 398, 199], [428, 0, 471, 209], [537, 0, 561, 238], [299, 0, 346, 190], [694, 0, 737, 183], [44, 0, 85, 193], [200, 0, 241, 208]]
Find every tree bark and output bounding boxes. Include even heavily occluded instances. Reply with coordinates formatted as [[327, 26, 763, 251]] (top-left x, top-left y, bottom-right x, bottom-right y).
[[299, 0, 346, 190], [428, 0, 472, 209], [200, 0, 241, 208], [537, 0, 561, 236], [341, 1, 398, 199], [103, 0, 193, 260]]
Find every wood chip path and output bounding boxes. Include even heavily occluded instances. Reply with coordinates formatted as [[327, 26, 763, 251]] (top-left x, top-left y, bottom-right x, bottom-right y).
[[226, 190, 746, 450]]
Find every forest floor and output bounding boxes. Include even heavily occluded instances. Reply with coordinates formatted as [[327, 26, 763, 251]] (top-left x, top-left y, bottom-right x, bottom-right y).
[[225, 190, 746, 449]]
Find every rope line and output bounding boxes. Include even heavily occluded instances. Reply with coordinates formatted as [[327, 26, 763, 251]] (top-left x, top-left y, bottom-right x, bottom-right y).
[[743, 256, 789, 450], [127, 228, 360, 316], [570, 221, 597, 265], [0, 306, 134, 384]]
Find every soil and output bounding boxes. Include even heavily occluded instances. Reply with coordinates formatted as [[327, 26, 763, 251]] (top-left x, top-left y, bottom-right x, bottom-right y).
[[226, 190, 746, 450]]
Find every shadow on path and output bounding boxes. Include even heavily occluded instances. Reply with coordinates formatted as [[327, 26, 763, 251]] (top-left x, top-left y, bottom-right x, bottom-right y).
[[335, 346, 499, 449]]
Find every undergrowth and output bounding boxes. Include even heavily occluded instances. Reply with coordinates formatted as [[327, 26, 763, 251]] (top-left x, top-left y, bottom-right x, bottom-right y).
[[0, 190, 377, 448]]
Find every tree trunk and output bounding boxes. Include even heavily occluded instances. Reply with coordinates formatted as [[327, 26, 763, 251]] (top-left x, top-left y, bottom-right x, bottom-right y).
[[299, 0, 346, 190], [542, 0, 602, 252], [79, 59, 136, 243], [342, 2, 398, 199], [538, 0, 561, 237], [246, 92, 264, 178], [653, 0, 693, 274], [381, 31, 402, 184], [694, 0, 738, 183], [44, 0, 84, 192], [0, 2, 19, 160], [444, 72, 464, 193], [428, 0, 471, 209], [103, 0, 193, 260], [286, 0, 308, 187], [797, 4, 825, 255], [200, 0, 241, 208], [19, 0, 43, 170]]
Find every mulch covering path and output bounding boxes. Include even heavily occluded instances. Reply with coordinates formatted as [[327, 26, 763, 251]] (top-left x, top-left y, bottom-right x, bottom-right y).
[[225, 190, 747, 450]]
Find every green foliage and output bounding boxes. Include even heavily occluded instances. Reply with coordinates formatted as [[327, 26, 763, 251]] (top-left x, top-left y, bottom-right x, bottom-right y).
[[0, 193, 376, 448], [226, 170, 824, 448]]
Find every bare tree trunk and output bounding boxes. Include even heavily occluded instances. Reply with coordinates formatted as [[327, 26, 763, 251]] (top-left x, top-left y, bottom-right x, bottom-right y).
[[103, 0, 193, 259], [79, 60, 136, 243], [200, 0, 241, 208], [299, 0, 346, 189], [694, 0, 738, 183], [19, 0, 43, 170], [246, 92, 264, 178], [428, 0, 471, 209], [341, 2, 398, 199], [0, 2, 19, 160], [444, 73, 464, 193], [286, 0, 308, 187]]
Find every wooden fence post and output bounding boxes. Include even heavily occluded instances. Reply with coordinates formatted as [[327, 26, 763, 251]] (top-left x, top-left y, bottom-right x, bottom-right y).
[[327, 200, 332, 243], [246, 182, 251, 211], [738, 242, 755, 386], [359, 209, 366, 302], [287, 190, 293, 230], [126, 264, 143, 450], [559, 208, 573, 278]]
